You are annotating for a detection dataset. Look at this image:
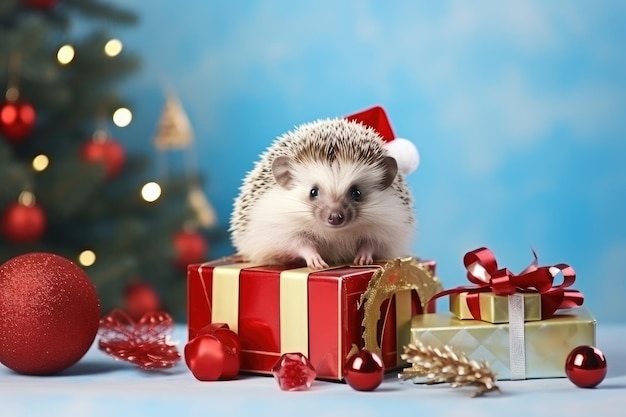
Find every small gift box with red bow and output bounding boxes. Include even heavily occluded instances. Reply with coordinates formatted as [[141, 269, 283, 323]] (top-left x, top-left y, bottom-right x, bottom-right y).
[[411, 247, 596, 381], [444, 247, 584, 324], [187, 256, 442, 381]]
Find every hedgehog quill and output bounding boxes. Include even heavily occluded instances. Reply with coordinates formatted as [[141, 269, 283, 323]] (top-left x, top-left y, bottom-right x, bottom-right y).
[[229, 117, 415, 269]]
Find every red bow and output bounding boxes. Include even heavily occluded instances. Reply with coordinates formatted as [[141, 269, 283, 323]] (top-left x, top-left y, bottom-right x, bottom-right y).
[[429, 247, 584, 320]]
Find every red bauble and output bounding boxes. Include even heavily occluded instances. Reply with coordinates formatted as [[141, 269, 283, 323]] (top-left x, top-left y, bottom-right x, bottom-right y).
[[173, 230, 208, 270], [185, 335, 227, 381], [184, 324, 241, 381], [80, 138, 125, 179], [123, 281, 162, 321], [0, 252, 101, 375], [0, 100, 36, 142], [565, 345, 607, 388], [344, 349, 384, 391], [198, 323, 242, 356], [24, 0, 59, 9], [1, 201, 46, 243]]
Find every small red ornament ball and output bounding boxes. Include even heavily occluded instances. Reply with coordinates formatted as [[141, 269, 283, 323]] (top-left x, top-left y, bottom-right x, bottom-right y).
[[23, 0, 59, 9], [0, 253, 101, 375], [565, 345, 607, 388], [185, 324, 241, 381], [123, 281, 162, 321], [80, 138, 125, 179], [0, 100, 36, 142], [1, 202, 46, 243], [173, 230, 208, 270], [344, 349, 385, 391]]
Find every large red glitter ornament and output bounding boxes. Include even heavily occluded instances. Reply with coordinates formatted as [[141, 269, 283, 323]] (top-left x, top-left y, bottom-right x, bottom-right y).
[[271, 352, 316, 391], [80, 137, 125, 179], [184, 323, 241, 381], [98, 309, 181, 370], [173, 229, 208, 270], [0, 252, 100, 375], [123, 281, 162, 321], [565, 345, 607, 388], [1, 201, 46, 243], [0, 100, 36, 142], [344, 349, 384, 391]]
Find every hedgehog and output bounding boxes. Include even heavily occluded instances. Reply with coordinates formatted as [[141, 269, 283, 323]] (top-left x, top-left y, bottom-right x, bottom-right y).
[[229, 117, 416, 269]]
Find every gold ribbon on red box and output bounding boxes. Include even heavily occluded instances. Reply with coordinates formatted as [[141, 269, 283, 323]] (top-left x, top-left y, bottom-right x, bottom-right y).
[[429, 247, 584, 321]]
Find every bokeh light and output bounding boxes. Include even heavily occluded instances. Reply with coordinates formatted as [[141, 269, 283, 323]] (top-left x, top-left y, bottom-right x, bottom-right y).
[[104, 39, 123, 57], [141, 181, 162, 202], [78, 250, 96, 267], [17, 190, 35, 206], [112, 107, 132, 127], [32, 154, 49, 172], [57, 44, 75, 65]]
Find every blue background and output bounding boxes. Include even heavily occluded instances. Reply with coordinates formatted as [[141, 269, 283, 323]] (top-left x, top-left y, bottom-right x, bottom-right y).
[[108, 1, 625, 323]]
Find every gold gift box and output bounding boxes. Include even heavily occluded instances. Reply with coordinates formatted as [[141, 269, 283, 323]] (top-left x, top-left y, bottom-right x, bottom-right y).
[[410, 308, 596, 380], [449, 292, 542, 323]]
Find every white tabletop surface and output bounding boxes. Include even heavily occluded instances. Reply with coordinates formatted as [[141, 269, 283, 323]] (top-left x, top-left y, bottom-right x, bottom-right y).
[[1, 323, 625, 417]]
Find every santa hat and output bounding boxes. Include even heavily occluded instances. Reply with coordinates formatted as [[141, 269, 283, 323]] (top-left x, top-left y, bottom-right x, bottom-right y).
[[345, 106, 420, 175]]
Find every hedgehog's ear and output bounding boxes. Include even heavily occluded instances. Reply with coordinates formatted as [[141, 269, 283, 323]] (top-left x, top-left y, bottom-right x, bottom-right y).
[[379, 156, 398, 190], [272, 156, 295, 189]]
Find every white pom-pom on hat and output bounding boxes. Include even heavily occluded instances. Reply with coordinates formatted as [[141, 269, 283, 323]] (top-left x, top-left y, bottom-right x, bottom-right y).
[[383, 137, 420, 175], [345, 105, 420, 175]]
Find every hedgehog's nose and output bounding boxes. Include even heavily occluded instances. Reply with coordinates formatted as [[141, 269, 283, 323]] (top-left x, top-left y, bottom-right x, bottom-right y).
[[328, 212, 344, 226]]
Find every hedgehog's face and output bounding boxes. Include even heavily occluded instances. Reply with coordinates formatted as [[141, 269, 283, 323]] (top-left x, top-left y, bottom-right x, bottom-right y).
[[306, 182, 358, 228], [272, 155, 398, 229]]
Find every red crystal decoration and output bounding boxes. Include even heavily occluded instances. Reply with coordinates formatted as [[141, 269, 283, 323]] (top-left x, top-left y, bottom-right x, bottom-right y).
[[271, 352, 316, 391], [98, 309, 181, 370], [565, 345, 607, 388], [344, 349, 384, 391]]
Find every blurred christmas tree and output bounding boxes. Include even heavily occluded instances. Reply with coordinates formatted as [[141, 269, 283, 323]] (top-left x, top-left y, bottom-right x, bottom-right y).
[[0, 0, 225, 321]]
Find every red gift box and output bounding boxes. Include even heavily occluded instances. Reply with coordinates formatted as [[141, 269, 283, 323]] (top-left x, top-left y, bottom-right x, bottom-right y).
[[187, 258, 438, 381]]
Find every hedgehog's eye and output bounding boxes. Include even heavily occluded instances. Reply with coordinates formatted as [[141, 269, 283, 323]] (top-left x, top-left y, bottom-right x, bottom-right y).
[[310, 187, 319, 199], [350, 186, 362, 202]]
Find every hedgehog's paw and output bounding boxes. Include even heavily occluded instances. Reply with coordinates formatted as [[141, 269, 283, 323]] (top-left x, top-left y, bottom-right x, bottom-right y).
[[354, 246, 374, 266], [298, 246, 328, 269], [305, 255, 329, 270], [353, 253, 374, 266]]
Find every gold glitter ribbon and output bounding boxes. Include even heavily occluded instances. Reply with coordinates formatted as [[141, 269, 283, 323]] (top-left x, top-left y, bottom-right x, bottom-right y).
[[359, 257, 443, 357]]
